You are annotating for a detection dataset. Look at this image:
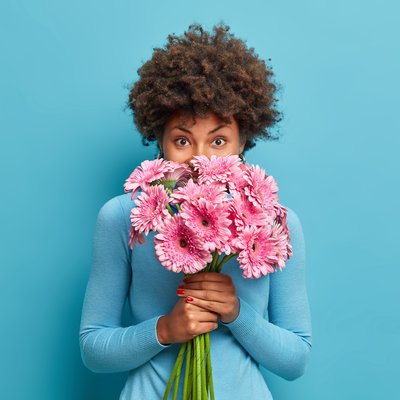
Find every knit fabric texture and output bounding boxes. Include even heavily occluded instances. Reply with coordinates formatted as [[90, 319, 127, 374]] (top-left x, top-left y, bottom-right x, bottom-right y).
[[79, 192, 312, 399]]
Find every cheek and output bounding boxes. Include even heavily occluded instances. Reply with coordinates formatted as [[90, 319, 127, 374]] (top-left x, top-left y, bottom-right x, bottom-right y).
[[161, 137, 174, 156], [228, 130, 243, 153], [163, 144, 175, 159], [228, 137, 242, 154], [162, 142, 190, 163]]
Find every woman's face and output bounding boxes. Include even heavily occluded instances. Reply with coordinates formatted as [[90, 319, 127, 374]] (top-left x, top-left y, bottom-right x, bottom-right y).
[[161, 110, 245, 164]]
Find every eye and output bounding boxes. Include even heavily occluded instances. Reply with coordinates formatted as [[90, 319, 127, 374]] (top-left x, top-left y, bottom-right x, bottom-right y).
[[175, 137, 190, 146], [213, 137, 226, 146]]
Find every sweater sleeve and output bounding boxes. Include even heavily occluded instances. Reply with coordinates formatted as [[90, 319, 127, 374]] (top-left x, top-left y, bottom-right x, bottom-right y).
[[220, 207, 312, 381], [79, 196, 170, 374]]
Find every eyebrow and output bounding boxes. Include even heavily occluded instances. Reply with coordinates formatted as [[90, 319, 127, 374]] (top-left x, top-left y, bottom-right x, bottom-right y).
[[171, 124, 229, 134]]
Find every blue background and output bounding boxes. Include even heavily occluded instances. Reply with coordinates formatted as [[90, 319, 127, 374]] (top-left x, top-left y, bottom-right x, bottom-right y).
[[1, 1, 399, 399]]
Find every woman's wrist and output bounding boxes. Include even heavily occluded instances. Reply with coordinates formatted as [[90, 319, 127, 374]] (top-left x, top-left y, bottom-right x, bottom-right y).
[[220, 297, 240, 324], [156, 315, 171, 345]]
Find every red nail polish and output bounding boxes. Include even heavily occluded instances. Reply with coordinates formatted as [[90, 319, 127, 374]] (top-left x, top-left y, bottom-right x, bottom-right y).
[[178, 285, 184, 289], [186, 296, 193, 302], [183, 277, 188, 283], [177, 289, 185, 295]]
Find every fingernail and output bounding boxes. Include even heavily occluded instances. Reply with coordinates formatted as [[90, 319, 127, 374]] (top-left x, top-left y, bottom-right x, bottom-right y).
[[186, 296, 193, 302], [178, 284, 184, 289], [177, 289, 185, 295], [183, 278, 188, 283]]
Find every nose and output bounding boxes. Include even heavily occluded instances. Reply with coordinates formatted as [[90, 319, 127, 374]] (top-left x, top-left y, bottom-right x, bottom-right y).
[[185, 144, 211, 165]]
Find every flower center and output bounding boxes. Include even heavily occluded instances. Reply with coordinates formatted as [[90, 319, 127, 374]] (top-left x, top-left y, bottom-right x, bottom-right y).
[[202, 220, 209, 227], [252, 243, 256, 251], [180, 239, 188, 248]]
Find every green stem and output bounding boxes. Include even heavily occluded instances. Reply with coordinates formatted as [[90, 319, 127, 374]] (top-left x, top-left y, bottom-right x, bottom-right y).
[[166, 203, 174, 216], [192, 337, 197, 400], [209, 251, 220, 272], [215, 253, 237, 273], [204, 333, 209, 396], [188, 353, 193, 400], [205, 332, 215, 400], [196, 336, 201, 400], [200, 334, 207, 399], [173, 343, 185, 400], [183, 340, 192, 400], [163, 342, 187, 400]]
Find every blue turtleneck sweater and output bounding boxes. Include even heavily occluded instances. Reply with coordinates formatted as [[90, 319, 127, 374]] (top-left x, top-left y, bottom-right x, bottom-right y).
[[79, 192, 312, 399]]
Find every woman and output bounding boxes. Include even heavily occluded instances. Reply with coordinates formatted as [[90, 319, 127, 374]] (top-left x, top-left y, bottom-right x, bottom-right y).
[[79, 23, 312, 399]]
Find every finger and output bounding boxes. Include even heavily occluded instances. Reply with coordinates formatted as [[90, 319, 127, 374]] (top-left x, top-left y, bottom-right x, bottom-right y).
[[178, 288, 225, 303], [183, 300, 217, 316], [185, 296, 223, 315], [197, 310, 219, 322], [183, 280, 225, 292], [191, 321, 219, 336], [183, 272, 232, 284], [203, 322, 219, 333]]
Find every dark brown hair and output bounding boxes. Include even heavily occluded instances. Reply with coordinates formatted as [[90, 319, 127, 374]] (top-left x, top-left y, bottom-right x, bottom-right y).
[[125, 22, 282, 152]]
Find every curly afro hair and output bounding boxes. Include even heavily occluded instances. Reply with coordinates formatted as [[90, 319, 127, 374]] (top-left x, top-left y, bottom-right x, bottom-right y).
[[125, 22, 282, 152]]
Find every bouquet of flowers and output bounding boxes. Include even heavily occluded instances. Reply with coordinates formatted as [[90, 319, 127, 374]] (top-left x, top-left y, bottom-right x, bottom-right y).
[[123, 155, 292, 400]]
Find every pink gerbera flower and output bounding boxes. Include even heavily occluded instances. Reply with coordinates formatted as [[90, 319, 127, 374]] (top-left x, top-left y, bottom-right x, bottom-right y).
[[243, 165, 279, 211], [216, 206, 241, 255], [180, 198, 231, 252], [230, 193, 273, 231], [161, 161, 192, 191], [154, 214, 212, 274], [270, 221, 292, 268], [191, 154, 242, 187], [228, 162, 250, 195], [123, 158, 171, 198], [130, 185, 170, 235], [170, 178, 226, 205], [128, 225, 146, 249], [274, 204, 293, 259], [233, 224, 289, 279]]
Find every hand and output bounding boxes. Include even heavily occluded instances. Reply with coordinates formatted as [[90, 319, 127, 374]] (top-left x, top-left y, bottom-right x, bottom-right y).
[[156, 298, 218, 345], [177, 272, 240, 324]]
